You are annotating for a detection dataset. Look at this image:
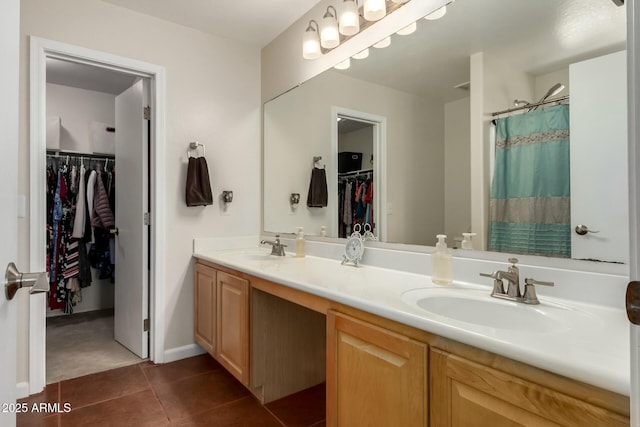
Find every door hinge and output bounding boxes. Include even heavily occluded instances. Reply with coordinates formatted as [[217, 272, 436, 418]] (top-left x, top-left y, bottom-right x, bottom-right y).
[[144, 212, 151, 226], [144, 318, 150, 332], [144, 106, 151, 120]]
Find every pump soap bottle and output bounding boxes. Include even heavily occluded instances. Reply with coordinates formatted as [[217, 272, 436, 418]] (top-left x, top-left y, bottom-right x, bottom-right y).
[[296, 227, 306, 258], [432, 234, 452, 285], [461, 232, 477, 250]]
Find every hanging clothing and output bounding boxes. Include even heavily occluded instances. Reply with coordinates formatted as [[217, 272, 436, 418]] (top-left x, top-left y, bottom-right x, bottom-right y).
[[72, 164, 86, 238], [92, 171, 115, 229], [307, 167, 328, 208], [45, 154, 116, 313], [488, 104, 571, 257]]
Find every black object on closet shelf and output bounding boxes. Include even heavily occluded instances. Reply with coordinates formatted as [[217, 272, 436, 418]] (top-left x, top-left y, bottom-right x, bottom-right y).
[[186, 156, 213, 207]]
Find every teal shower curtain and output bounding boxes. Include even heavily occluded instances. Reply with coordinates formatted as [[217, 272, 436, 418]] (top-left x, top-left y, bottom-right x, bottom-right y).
[[488, 104, 571, 257]]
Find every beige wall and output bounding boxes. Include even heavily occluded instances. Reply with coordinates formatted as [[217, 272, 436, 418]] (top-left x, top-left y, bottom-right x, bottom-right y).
[[264, 70, 444, 244], [19, 0, 261, 383]]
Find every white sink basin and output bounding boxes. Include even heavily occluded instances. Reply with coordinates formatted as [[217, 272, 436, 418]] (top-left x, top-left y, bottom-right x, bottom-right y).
[[402, 287, 595, 333]]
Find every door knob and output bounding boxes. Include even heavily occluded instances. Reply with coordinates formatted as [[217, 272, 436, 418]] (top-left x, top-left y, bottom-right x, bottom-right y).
[[5, 262, 49, 300], [627, 281, 640, 325], [574, 224, 600, 235]]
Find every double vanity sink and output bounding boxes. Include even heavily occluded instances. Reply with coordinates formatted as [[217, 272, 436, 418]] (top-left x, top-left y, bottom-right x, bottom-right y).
[[198, 246, 628, 396]]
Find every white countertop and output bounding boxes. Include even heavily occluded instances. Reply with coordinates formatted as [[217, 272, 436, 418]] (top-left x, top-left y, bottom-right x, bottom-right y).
[[193, 246, 630, 396]]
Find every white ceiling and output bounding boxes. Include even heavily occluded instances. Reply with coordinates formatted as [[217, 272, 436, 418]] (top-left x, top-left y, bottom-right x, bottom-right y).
[[46, 58, 138, 95], [100, 0, 321, 47]]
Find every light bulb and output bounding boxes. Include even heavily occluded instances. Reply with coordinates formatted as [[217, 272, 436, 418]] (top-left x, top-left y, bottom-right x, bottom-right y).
[[302, 25, 321, 59], [396, 22, 417, 35], [334, 58, 351, 70], [425, 5, 446, 20], [373, 36, 391, 49], [352, 48, 370, 59], [320, 7, 340, 48], [364, 0, 386, 21], [339, 0, 360, 36]]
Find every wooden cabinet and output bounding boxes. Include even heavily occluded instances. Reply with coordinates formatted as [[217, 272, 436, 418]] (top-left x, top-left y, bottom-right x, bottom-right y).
[[216, 271, 249, 385], [194, 262, 249, 386], [194, 263, 216, 354], [326, 310, 427, 427], [430, 347, 629, 427]]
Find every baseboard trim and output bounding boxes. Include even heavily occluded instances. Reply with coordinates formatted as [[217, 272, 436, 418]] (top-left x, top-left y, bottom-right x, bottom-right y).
[[163, 344, 206, 364], [16, 381, 29, 399]]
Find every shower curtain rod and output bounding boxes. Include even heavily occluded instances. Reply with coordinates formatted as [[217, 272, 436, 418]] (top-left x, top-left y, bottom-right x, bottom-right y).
[[491, 95, 569, 117]]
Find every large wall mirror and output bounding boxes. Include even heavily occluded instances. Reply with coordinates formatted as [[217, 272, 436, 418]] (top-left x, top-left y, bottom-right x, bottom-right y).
[[263, 0, 627, 265]]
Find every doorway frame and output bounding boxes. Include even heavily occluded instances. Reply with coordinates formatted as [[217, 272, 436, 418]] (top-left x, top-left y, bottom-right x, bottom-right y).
[[28, 36, 166, 394], [331, 106, 387, 242]]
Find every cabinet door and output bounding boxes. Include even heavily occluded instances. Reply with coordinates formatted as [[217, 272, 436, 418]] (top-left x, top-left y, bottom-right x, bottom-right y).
[[327, 310, 427, 427], [194, 263, 216, 355], [430, 347, 629, 427], [217, 271, 250, 385]]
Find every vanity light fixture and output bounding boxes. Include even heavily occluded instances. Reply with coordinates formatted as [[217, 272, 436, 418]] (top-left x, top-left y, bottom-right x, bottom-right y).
[[425, 5, 446, 20], [334, 58, 351, 70], [352, 48, 370, 59], [373, 36, 391, 48], [364, 0, 387, 21], [301, 0, 424, 60], [396, 21, 417, 35], [339, 0, 360, 36], [302, 20, 322, 59], [320, 6, 340, 48]]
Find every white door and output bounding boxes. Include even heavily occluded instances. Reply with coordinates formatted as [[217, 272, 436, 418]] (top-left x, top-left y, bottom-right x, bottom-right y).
[[569, 51, 628, 263], [114, 79, 149, 358], [0, 0, 21, 425]]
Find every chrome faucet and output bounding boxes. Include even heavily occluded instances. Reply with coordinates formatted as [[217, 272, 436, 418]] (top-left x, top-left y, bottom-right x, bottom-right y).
[[480, 258, 554, 305], [260, 234, 287, 256]]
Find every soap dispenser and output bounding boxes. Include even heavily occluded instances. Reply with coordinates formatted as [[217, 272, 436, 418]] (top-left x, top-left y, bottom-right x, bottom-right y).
[[295, 227, 306, 258], [461, 233, 477, 250], [432, 234, 452, 285]]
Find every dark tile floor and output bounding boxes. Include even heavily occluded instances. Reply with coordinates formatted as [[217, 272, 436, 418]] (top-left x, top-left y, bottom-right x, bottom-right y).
[[17, 354, 326, 427]]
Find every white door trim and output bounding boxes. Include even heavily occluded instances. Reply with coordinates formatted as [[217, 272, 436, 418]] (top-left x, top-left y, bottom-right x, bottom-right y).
[[330, 106, 387, 242], [28, 36, 166, 394], [628, 0, 639, 423]]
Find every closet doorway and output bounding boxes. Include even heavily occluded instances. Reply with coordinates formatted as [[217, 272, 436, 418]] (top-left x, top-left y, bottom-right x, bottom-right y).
[[331, 107, 387, 242], [44, 59, 149, 383], [29, 37, 166, 394]]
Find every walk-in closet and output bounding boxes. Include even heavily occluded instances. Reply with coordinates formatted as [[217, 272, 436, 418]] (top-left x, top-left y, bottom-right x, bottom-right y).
[[44, 58, 148, 383]]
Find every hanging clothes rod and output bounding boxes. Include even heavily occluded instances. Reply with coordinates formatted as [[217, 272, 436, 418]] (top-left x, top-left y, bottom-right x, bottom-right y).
[[46, 149, 114, 160], [338, 168, 373, 178], [491, 95, 569, 117]]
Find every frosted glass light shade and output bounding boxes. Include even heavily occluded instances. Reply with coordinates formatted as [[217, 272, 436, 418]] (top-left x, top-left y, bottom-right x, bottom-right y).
[[373, 36, 391, 48], [334, 58, 351, 70], [396, 22, 416, 35], [339, 0, 360, 36], [320, 15, 340, 48], [352, 48, 370, 59], [425, 5, 447, 20], [364, 0, 386, 21], [302, 30, 321, 59]]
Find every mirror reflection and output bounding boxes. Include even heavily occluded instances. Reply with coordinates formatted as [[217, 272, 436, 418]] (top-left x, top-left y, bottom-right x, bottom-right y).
[[263, 0, 627, 263]]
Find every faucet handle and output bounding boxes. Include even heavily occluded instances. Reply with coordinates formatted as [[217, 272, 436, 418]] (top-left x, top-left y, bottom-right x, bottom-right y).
[[523, 278, 554, 305], [524, 278, 554, 287], [508, 257, 519, 266]]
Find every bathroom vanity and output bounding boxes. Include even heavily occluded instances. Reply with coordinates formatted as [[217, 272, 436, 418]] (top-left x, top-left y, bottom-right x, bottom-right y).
[[192, 248, 630, 426]]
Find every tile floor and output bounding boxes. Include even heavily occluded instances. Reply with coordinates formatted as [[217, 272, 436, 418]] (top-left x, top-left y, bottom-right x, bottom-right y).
[[18, 354, 326, 427]]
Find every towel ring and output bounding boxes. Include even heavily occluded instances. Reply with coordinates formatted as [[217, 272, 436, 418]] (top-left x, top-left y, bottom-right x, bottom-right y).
[[188, 141, 206, 158]]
